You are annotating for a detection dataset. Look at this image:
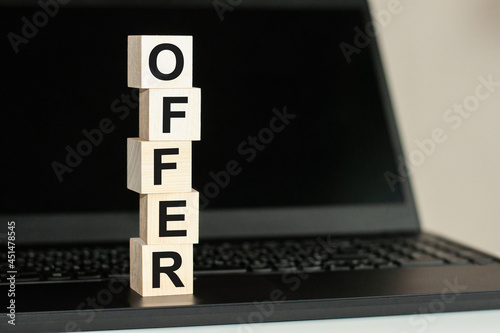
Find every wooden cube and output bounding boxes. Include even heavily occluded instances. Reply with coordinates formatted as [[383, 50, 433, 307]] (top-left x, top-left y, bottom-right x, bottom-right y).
[[130, 238, 193, 296], [139, 88, 201, 141], [127, 138, 191, 193], [129, 292, 197, 307], [128, 35, 192, 88], [140, 191, 199, 245]]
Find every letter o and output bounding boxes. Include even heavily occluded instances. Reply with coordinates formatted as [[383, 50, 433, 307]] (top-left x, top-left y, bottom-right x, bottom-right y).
[[96, 289, 113, 305], [258, 128, 274, 144], [204, 182, 220, 199], [463, 95, 479, 112], [33, 11, 49, 27], [409, 150, 425, 166], [429, 300, 445, 313], [247, 311, 264, 324], [77, 140, 93, 156], [149, 43, 184, 81]]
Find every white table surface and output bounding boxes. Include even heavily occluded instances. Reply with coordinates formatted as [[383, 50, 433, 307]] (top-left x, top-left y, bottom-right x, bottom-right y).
[[89, 252, 500, 333], [89, 309, 500, 333]]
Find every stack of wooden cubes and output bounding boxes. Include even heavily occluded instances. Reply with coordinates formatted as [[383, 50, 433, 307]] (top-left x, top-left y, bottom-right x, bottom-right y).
[[126, 35, 200, 297]]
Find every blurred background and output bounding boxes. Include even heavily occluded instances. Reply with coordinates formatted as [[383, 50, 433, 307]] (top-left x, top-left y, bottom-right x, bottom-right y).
[[370, 0, 500, 254]]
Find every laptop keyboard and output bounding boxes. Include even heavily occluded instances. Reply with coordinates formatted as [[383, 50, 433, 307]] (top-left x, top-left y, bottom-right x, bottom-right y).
[[1, 234, 497, 284]]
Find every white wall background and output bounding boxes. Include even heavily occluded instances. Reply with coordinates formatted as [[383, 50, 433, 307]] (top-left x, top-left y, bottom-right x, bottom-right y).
[[368, 0, 500, 254]]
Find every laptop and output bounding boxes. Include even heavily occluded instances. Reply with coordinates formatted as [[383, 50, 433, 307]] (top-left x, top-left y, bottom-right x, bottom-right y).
[[1, 0, 499, 332]]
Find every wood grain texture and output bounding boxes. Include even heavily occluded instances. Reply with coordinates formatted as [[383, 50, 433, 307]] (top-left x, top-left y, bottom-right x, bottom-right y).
[[140, 190, 199, 245], [139, 88, 201, 141], [128, 35, 193, 89], [127, 138, 191, 194], [130, 238, 193, 296], [128, 292, 196, 307]]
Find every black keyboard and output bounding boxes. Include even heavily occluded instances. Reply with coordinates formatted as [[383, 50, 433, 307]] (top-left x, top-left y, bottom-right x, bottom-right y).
[[1, 234, 497, 284]]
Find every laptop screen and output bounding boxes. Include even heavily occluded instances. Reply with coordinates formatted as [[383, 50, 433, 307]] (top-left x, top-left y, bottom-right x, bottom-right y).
[[1, 1, 416, 240]]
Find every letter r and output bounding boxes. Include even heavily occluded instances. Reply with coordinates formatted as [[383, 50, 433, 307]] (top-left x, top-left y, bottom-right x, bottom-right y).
[[152, 251, 184, 288]]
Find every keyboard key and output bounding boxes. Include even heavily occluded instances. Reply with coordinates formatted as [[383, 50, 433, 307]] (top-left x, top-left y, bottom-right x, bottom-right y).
[[17, 271, 41, 282], [433, 251, 470, 265], [194, 268, 247, 276], [249, 261, 272, 273], [250, 266, 273, 273], [76, 270, 102, 280], [275, 266, 298, 273], [46, 272, 71, 281], [302, 266, 323, 273], [328, 265, 350, 272], [354, 264, 375, 270], [108, 272, 129, 279], [398, 255, 444, 267], [328, 254, 371, 260], [447, 258, 471, 265], [458, 251, 495, 264]]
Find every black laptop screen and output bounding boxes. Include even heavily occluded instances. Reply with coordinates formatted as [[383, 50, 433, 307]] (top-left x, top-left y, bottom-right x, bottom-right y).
[[1, 4, 403, 214]]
